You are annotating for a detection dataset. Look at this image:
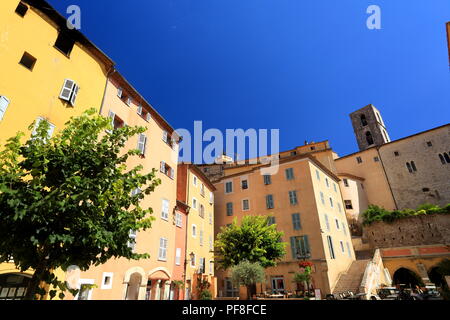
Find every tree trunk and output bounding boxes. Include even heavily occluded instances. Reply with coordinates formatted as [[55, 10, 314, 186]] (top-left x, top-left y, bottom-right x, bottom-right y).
[[24, 263, 46, 300], [246, 285, 251, 300]]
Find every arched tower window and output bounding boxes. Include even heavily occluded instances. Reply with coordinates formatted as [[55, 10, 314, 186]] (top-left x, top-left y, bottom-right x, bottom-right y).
[[360, 114, 368, 126], [410, 161, 417, 172], [406, 162, 413, 173], [444, 152, 450, 164], [439, 154, 445, 164], [365, 131, 374, 145]]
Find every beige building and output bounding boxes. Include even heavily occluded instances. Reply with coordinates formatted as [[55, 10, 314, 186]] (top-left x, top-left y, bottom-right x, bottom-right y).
[[213, 154, 355, 297], [63, 71, 181, 301]]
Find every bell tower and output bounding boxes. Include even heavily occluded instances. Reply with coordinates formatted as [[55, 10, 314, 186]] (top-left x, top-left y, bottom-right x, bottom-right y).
[[350, 104, 390, 151]]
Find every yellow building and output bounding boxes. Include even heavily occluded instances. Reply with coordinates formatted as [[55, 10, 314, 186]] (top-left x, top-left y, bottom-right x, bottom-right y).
[[212, 154, 355, 297], [0, 0, 113, 299], [177, 163, 217, 299]]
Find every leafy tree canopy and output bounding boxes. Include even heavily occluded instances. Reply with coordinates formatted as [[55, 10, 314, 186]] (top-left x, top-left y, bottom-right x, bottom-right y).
[[0, 109, 161, 299], [214, 215, 286, 269], [231, 260, 265, 288]]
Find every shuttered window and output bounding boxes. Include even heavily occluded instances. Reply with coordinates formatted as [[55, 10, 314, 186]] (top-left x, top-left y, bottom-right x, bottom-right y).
[[0, 96, 10, 121], [327, 235, 335, 259], [137, 133, 147, 155], [285, 168, 294, 180], [266, 195, 274, 209], [59, 79, 79, 106], [289, 191, 298, 205], [290, 235, 310, 259], [325, 214, 330, 232], [161, 199, 169, 220], [263, 174, 271, 185], [158, 238, 168, 261], [292, 213, 301, 230], [175, 248, 181, 265], [226, 202, 233, 216]]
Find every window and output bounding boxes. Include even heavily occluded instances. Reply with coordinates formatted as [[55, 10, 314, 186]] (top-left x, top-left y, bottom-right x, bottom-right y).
[[162, 130, 168, 143], [356, 157, 362, 164], [310, 146, 316, 150], [343, 179, 349, 187], [285, 168, 294, 180], [292, 213, 301, 230], [241, 179, 248, 190], [175, 248, 181, 265], [360, 114, 368, 126], [366, 131, 374, 145], [107, 111, 124, 130], [268, 216, 276, 226], [316, 170, 320, 181], [325, 178, 329, 188], [192, 225, 197, 237], [101, 273, 113, 290], [137, 133, 147, 155], [346, 242, 352, 258], [0, 96, 10, 121], [190, 253, 196, 267], [320, 192, 325, 205], [175, 212, 182, 227], [199, 230, 203, 246], [344, 200, 353, 210], [54, 32, 75, 56], [160, 161, 174, 179], [193, 175, 198, 186], [199, 258, 206, 274], [225, 181, 233, 193], [226, 202, 233, 216], [59, 79, 79, 106], [374, 156, 380, 162], [242, 199, 249, 211], [426, 141, 432, 147], [266, 195, 274, 209], [333, 183, 337, 192], [209, 235, 213, 251], [440, 153, 450, 164], [337, 203, 342, 213], [394, 151, 400, 157], [335, 219, 340, 230], [19, 52, 36, 70], [15, 2, 28, 17], [32, 117, 55, 139], [161, 199, 169, 220], [439, 154, 446, 164], [137, 105, 151, 121], [200, 184, 205, 196], [340, 241, 345, 253], [158, 238, 168, 261], [324, 214, 330, 232], [290, 151, 297, 156], [289, 191, 298, 205], [329, 197, 334, 208], [209, 192, 214, 204], [209, 261, 214, 275], [327, 236, 335, 259], [290, 235, 310, 259], [192, 198, 197, 210], [199, 204, 205, 218], [422, 188, 430, 192], [209, 212, 212, 225], [131, 187, 141, 199], [127, 230, 137, 252], [406, 161, 417, 173], [76, 280, 94, 300], [117, 87, 123, 98], [263, 174, 271, 185], [342, 221, 347, 235]]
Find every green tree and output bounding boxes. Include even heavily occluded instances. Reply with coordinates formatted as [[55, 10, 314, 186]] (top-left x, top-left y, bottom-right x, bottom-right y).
[[231, 260, 265, 300], [0, 109, 161, 300], [214, 215, 286, 269]]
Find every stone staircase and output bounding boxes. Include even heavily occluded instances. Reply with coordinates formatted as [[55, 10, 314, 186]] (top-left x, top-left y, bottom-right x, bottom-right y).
[[332, 259, 370, 294]]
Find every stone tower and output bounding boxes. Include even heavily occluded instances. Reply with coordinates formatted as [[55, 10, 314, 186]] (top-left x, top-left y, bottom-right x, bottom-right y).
[[350, 104, 390, 151]]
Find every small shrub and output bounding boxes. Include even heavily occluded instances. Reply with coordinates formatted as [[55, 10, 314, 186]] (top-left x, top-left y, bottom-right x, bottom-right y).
[[199, 290, 212, 300]]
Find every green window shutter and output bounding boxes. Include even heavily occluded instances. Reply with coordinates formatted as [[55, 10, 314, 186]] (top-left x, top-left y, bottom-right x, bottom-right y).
[[290, 236, 297, 259], [303, 235, 310, 257], [292, 213, 301, 230]]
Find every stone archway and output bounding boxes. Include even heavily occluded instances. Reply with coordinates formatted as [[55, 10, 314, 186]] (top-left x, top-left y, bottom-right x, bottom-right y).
[[125, 272, 142, 300], [428, 266, 448, 290], [393, 267, 424, 288], [123, 267, 146, 300], [0, 273, 32, 300]]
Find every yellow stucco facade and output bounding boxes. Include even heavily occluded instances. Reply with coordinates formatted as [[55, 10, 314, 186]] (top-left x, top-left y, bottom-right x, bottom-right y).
[[0, 0, 113, 299]]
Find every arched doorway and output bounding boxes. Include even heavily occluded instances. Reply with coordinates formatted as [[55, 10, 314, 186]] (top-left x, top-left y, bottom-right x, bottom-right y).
[[428, 267, 445, 288], [125, 272, 142, 300], [393, 268, 423, 288], [0, 273, 31, 300]]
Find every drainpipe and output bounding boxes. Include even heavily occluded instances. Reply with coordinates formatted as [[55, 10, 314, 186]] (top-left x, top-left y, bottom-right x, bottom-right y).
[[183, 165, 190, 300]]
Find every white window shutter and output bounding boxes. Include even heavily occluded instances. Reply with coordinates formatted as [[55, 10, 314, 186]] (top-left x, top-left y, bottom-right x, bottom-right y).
[[146, 112, 151, 121], [137, 104, 142, 115], [0, 96, 10, 121], [117, 87, 123, 98], [32, 117, 44, 136], [160, 161, 165, 173], [47, 123, 56, 138], [162, 131, 168, 143], [59, 79, 75, 101], [107, 110, 115, 130], [137, 134, 146, 155], [70, 84, 79, 106], [170, 168, 174, 179]]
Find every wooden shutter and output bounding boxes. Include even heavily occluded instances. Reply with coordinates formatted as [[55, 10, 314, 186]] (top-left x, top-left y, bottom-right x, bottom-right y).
[[70, 84, 79, 106], [137, 134, 146, 155], [59, 79, 75, 101], [0, 96, 10, 121], [290, 237, 297, 259]]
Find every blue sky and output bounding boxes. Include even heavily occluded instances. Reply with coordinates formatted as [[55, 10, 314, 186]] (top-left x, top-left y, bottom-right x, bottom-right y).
[[49, 0, 450, 158]]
